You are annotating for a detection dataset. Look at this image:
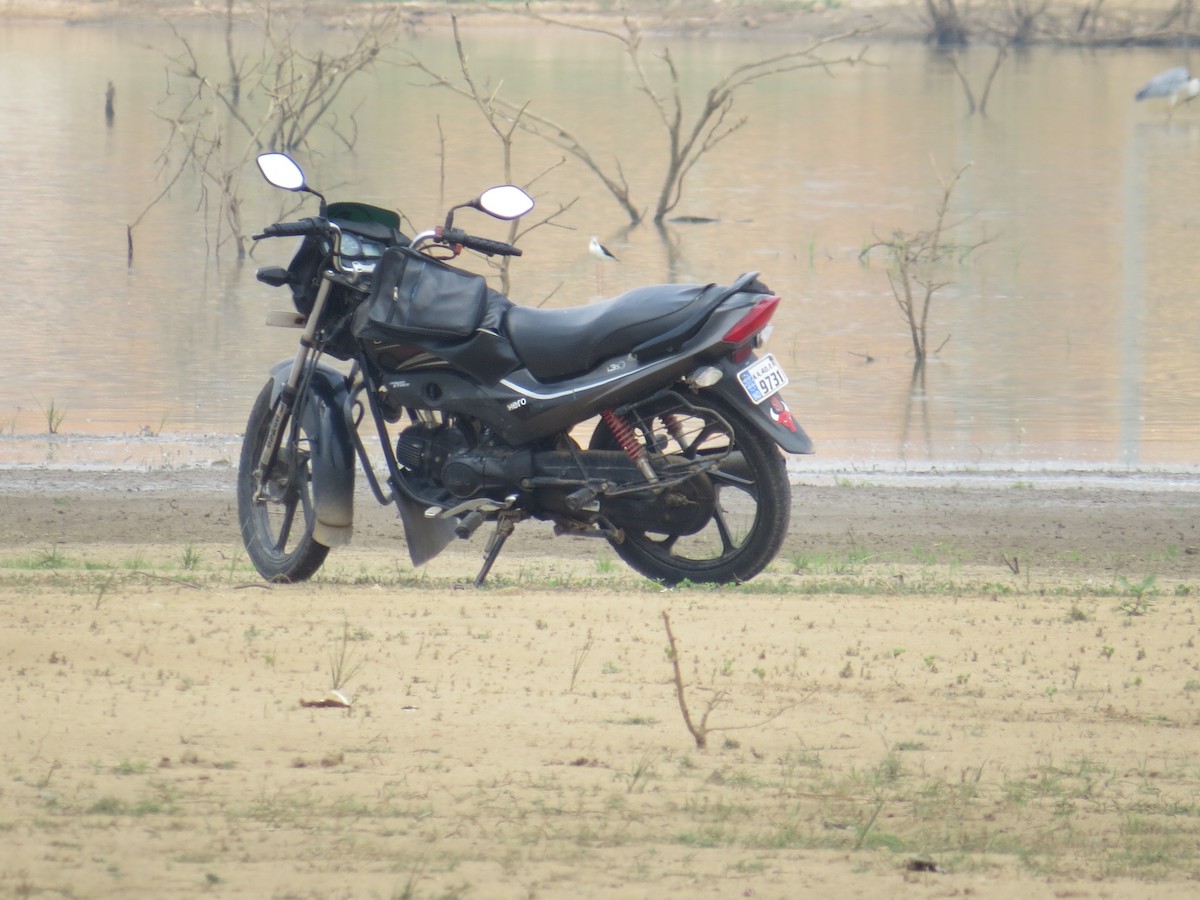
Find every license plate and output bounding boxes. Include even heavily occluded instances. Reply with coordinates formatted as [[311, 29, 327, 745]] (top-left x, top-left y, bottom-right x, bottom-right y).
[[737, 353, 789, 404]]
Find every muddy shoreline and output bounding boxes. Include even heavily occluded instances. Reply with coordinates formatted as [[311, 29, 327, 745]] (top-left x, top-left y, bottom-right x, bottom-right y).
[[4, 463, 1199, 583]]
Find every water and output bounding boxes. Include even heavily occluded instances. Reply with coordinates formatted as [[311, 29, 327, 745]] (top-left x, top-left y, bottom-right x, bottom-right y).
[[3, 16, 1200, 472]]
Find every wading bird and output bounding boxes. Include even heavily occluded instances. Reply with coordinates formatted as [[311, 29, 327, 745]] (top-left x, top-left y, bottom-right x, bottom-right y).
[[1134, 66, 1200, 117], [589, 235, 618, 263], [589, 235, 618, 294]]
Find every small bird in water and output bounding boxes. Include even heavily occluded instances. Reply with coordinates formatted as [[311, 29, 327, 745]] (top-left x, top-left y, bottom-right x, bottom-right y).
[[589, 235, 618, 263], [1134, 66, 1200, 117], [589, 235, 618, 295]]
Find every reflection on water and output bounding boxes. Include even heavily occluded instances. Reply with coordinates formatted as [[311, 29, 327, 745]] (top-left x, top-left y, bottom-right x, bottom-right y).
[[2, 18, 1200, 470]]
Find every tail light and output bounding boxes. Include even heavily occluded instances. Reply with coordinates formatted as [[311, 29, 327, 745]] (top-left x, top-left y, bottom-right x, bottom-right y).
[[723, 296, 780, 362], [722, 296, 779, 346]]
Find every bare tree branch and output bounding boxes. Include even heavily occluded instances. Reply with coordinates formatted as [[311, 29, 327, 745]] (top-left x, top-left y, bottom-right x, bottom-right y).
[[411, 9, 871, 224], [130, 3, 400, 263], [431, 17, 583, 294], [861, 161, 986, 363]]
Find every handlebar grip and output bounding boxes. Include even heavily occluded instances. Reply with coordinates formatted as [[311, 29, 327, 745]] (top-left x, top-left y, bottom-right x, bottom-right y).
[[253, 217, 327, 240], [464, 235, 523, 257], [441, 227, 522, 258]]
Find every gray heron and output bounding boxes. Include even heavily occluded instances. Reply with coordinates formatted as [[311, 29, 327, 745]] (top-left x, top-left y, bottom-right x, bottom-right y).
[[1134, 66, 1200, 116]]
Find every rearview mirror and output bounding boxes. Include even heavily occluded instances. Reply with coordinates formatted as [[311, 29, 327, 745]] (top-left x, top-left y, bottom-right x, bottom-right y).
[[477, 185, 534, 221], [256, 153, 307, 192]]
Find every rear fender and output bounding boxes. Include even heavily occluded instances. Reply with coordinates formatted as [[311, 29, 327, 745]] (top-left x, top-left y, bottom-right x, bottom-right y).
[[705, 357, 814, 455], [267, 360, 356, 546]]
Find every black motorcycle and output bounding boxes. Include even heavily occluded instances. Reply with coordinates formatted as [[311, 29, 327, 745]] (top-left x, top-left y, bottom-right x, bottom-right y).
[[239, 152, 812, 587]]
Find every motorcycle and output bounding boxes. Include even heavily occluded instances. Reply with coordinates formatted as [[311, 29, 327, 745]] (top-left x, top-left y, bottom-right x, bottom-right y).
[[239, 152, 813, 587]]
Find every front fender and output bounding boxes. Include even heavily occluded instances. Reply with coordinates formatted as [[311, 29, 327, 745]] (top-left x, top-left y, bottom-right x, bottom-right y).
[[706, 357, 814, 455], [268, 360, 356, 546]]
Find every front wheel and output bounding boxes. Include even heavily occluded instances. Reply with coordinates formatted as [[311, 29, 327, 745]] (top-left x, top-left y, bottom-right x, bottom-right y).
[[237, 381, 329, 582], [590, 392, 791, 585]]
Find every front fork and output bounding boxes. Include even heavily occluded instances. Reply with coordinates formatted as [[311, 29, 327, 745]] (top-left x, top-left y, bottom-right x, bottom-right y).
[[254, 276, 335, 489]]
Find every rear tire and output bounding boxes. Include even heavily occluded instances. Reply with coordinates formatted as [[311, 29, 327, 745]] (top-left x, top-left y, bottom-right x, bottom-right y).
[[237, 381, 329, 582], [590, 392, 790, 585]]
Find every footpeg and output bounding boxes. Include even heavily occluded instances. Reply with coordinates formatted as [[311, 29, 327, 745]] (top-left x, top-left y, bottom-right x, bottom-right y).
[[455, 510, 485, 540]]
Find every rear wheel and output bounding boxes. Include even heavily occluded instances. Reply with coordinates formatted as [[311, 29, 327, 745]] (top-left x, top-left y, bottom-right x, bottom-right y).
[[237, 381, 329, 582], [589, 392, 790, 585]]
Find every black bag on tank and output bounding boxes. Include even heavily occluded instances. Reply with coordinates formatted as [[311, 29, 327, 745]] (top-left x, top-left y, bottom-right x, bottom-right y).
[[352, 246, 489, 343]]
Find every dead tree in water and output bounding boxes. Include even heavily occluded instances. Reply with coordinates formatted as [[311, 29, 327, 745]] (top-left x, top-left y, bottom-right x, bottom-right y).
[[127, 5, 401, 264], [522, 12, 869, 226], [436, 17, 579, 297], [408, 11, 869, 226], [946, 40, 1010, 116], [926, 0, 970, 46], [860, 162, 987, 366]]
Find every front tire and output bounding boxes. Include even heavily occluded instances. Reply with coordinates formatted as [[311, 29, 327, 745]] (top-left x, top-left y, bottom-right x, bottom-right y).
[[590, 392, 790, 585], [237, 381, 329, 582]]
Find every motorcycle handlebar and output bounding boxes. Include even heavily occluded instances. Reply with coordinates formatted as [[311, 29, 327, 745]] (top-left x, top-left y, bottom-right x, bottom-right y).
[[440, 227, 523, 258], [253, 217, 328, 240]]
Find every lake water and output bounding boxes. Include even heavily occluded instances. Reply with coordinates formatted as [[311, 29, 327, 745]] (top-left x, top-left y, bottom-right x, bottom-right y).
[[3, 15, 1200, 473]]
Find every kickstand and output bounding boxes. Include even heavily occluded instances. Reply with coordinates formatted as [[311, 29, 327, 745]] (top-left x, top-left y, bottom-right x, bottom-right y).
[[473, 512, 518, 587]]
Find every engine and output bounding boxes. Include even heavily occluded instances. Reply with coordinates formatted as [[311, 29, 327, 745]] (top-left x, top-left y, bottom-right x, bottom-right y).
[[395, 422, 470, 477], [395, 422, 533, 499]]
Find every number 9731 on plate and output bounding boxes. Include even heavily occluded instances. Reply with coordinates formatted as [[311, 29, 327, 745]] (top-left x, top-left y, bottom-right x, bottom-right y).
[[736, 353, 789, 405]]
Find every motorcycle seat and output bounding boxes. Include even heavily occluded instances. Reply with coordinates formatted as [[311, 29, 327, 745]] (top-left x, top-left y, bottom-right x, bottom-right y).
[[505, 277, 760, 382]]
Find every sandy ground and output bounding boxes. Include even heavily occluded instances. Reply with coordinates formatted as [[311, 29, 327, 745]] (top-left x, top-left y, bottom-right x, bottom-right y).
[[3, 463, 1200, 898]]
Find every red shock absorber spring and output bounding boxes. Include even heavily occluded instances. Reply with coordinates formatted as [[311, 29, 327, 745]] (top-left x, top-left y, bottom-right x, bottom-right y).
[[602, 409, 658, 482]]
